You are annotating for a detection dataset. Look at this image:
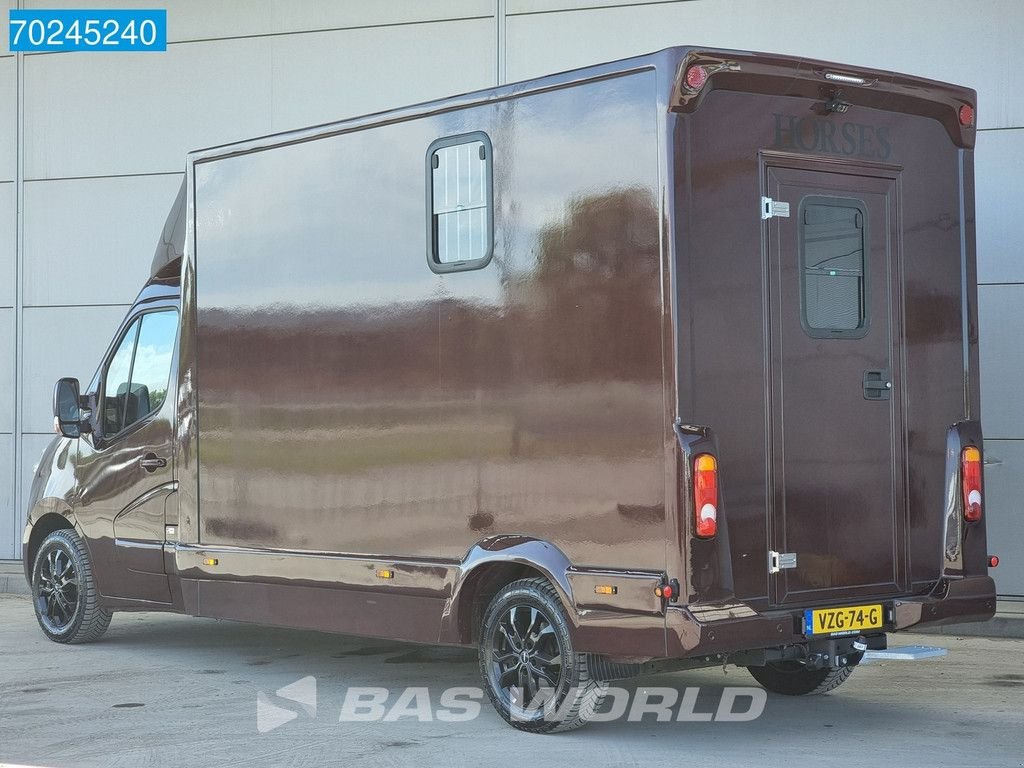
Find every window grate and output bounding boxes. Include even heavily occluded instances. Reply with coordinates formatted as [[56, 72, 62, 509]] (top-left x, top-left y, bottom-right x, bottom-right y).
[[427, 133, 493, 272]]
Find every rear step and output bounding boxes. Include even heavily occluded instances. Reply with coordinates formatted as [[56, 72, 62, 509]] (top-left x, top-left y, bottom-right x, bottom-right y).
[[862, 646, 948, 662]]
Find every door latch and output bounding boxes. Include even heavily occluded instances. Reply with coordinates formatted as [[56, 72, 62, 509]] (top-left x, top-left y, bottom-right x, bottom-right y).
[[769, 550, 798, 574], [761, 196, 791, 219], [863, 369, 892, 400]]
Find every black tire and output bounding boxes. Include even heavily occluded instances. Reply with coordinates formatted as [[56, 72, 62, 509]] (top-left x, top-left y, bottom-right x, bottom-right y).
[[31, 528, 112, 644], [479, 577, 606, 733], [746, 656, 861, 696]]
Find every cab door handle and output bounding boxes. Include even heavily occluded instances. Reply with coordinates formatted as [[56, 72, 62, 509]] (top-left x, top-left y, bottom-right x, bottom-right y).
[[139, 454, 167, 471]]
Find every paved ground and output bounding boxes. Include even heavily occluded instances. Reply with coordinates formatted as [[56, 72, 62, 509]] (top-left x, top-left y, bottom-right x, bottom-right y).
[[0, 594, 1021, 768]]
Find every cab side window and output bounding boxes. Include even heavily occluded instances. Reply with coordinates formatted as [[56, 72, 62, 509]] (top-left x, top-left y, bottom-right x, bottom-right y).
[[102, 320, 139, 435], [101, 310, 178, 437]]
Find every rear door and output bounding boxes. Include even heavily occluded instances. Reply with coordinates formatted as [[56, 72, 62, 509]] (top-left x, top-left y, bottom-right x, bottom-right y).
[[763, 158, 907, 607]]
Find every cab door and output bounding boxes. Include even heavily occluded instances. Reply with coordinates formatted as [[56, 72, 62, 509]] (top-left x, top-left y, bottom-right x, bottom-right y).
[[76, 304, 179, 604], [763, 158, 908, 607]]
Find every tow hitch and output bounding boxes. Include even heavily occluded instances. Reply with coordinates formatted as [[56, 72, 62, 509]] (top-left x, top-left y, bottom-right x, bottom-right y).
[[732, 633, 947, 670]]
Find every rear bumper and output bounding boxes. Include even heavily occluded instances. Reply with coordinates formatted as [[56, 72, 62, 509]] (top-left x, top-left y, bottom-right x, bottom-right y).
[[665, 575, 997, 659], [891, 575, 998, 630]]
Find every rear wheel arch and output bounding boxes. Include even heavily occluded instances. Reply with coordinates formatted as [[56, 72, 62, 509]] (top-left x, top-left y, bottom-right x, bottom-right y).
[[446, 538, 578, 645]]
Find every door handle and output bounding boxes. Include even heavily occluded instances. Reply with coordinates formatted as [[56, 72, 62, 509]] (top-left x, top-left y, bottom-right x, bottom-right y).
[[139, 454, 167, 472], [863, 369, 891, 400]]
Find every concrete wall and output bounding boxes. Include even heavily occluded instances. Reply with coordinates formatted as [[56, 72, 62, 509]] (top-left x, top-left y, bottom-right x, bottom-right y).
[[3, 0, 1021, 596]]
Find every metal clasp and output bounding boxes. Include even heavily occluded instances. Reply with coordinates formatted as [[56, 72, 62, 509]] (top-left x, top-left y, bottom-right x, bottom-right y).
[[769, 550, 798, 574]]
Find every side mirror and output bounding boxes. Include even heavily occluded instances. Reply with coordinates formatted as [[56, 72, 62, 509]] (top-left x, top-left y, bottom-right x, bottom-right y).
[[53, 377, 90, 438]]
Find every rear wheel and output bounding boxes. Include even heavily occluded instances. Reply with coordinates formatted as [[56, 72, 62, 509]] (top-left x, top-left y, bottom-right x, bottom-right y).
[[479, 577, 606, 733], [31, 528, 111, 644], [746, 656, 861, 695]]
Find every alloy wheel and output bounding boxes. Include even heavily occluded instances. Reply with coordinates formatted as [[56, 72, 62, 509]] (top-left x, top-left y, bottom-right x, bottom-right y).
[[35, 546, 80, 633], [487, 603, 565, 717]]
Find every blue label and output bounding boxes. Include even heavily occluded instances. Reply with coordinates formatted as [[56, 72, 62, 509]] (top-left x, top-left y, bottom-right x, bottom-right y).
[[8, 9, 167, 52]]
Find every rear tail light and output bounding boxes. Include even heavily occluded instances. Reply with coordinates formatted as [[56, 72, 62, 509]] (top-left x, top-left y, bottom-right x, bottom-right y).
[[693, 454, 718, 538], [959, 104, 975, 127], [961, 446, 983, 522]]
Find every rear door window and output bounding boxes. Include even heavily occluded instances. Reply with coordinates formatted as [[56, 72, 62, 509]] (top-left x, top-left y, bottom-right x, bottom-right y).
[[799, 197, 868, 338]]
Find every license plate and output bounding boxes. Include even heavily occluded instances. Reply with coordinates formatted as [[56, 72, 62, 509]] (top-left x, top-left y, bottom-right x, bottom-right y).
[[804, 604, 884, 636]]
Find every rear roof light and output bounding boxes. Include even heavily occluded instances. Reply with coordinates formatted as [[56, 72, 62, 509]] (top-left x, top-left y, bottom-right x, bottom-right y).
[[685, 65, 708, 91], [961, 446, 983, 523], [824, 71, 868, 85], [693, 453, 718, 538], [959, 104, 975, 126]]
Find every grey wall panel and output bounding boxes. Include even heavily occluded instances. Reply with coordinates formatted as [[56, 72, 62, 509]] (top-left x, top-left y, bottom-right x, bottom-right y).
[[979, 285, 1024, 440], [28, 0, 493, 43], [0, 308, 12, 433], [0, 433, 14, 560], [24, 37, 273, 180], [504, 0, 1022, 130], [976, 128, 1024, 285], [0, 0, 15, 56], [23, 174, 184, 307], [268, 18, 495, 130], [983, 439, 1024, 597], [509, 0, 678, 12], [0, 57, 15, 182], [0, 2, 12, 57], [21, 305, 129, 434], [0, 182, 13, 307], [24, 17, 495, 180]]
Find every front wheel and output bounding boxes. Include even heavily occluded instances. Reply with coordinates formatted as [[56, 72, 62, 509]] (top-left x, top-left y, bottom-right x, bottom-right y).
[[746, 656, 861, 696], [479, 577, 606, 733], [31, 528, 112, 644]]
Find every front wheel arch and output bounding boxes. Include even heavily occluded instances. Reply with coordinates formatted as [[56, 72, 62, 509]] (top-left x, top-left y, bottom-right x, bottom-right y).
[[26, 510, 77, 578]]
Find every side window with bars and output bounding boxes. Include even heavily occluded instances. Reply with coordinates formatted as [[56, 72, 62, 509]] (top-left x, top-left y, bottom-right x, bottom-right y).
[[427, 132, 493, 272]]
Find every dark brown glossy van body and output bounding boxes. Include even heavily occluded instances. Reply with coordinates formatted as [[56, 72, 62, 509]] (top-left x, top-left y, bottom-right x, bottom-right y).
[[25, 47, 995, 665]]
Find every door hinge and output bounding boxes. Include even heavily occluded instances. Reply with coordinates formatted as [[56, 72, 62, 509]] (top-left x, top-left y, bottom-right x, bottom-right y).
[[761, 196, 791, 219], [769, 550, 798, 574]]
